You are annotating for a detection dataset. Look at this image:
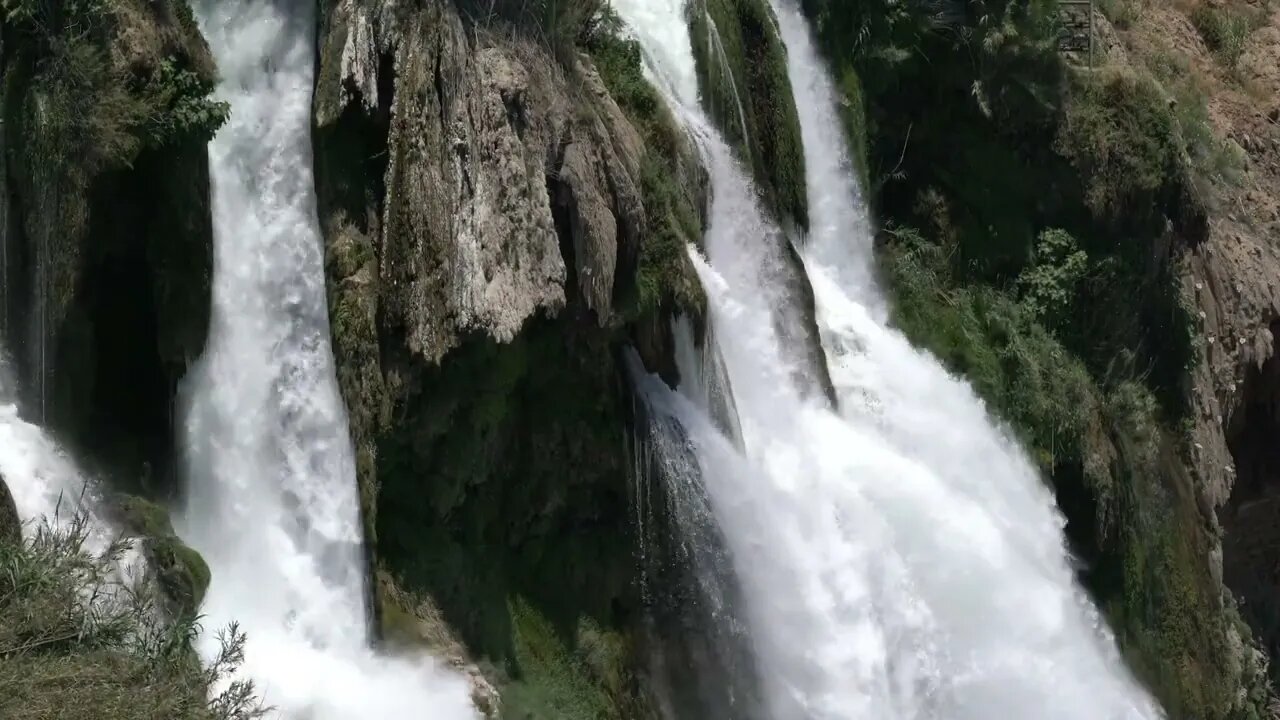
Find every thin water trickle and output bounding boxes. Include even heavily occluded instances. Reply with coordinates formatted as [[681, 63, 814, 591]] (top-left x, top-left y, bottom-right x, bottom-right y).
[[176, 1, 476, 717], [704, 11, 752, 148], [615, 0, 1163, 717]]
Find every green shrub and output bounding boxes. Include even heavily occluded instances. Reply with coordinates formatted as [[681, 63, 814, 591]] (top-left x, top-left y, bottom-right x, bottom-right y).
[[11, 0, 228, 184], [1056, 69, 1182, 225], [500, 597, 615, 720], [1140, 44, 1245, 211], [1097, 0, 1142, 30], [31, 36, 148, 177], [1191, 4, 1255, 66], [883, 229, 1101, 473], [0, 519, 265, 720], [137, 59, 231, 148], [1017, 228, 1089, 331]]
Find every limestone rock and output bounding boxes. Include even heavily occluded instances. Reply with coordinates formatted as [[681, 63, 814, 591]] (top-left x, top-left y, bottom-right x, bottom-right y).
[[317, 1, 650, 364]]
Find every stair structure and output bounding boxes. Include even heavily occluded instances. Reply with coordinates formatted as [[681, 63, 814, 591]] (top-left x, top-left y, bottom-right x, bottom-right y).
[[1057, 0, 1096, 65]]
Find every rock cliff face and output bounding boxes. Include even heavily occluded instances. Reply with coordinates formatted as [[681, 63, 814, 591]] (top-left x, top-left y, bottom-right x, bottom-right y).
[[313, 0, 705, 714], [0, 0, 221, 494], [1169, 0, 1280, 694]]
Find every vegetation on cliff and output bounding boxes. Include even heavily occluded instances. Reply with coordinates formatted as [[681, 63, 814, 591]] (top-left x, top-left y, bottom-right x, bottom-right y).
[[314, 2, 711, 716], [801, 0, 1273, 716], [2, 0, 227, 493], [0, 514, 262, 720], [688, 0, 809, 227]]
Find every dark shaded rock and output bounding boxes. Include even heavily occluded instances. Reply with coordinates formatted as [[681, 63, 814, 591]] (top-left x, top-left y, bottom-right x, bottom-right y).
[[0, 473, 20, 545]]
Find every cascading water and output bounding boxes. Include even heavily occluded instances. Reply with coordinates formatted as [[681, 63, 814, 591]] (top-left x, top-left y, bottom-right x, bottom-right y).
[[176, 2, 475, 717], [0, 350, 97, 533], [613, 0, 1164, 717]]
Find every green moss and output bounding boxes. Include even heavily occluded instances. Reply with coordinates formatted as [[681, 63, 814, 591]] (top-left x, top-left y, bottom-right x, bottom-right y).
[[113, 495, 176, 538], [379, 600, 421, 646], [375, 316, 636, 664], [151, 538, 211, 614], [107, 494, 210, 616], [689, 0, 808, 227], [500, 598, 615, 720], [0, 479, 21, 545], [590, 29, 706, 320], [834, 63, 871, 192]]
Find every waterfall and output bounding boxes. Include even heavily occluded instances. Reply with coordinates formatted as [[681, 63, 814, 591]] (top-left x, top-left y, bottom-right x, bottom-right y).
[[0, 358, 87, 531], [0, 347, 122, 559], [613, 0, 1164, 717], [176, 2, 475, 717]]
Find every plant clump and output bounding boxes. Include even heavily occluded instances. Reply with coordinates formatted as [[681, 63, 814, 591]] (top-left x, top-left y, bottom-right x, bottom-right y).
[[0, 517, 264, 720]]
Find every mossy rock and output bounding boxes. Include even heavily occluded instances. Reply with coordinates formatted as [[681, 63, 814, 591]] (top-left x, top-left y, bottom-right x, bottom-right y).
[[0, 474, 21, 545], [150, 535, 211, 616], [688, 0, 807, 228], [112, 494, 175, 538], [107, 494, 209, 615], [588, 35, 707, 322]]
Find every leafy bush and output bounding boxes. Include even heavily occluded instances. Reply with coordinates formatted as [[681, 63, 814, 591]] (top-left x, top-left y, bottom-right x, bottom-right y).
[[1017, 228, 1089, 331], [11, 0, 228, 182], [1056, 68, 1181, 225], [1097, 0, 1143, 30], [31, 36, 148, 177], [0, 518, 265, 720], [1, 0, 111, 38], [138, 59, 231, 148], [883, 228, 1101, 472], [1191, 4, 1256, 66]]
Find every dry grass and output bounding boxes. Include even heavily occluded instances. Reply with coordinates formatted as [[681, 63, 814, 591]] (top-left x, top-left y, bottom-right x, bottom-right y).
[[0, 519, 265, 720]]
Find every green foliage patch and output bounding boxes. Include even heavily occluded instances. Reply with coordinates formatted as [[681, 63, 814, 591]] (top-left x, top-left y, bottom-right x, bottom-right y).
[[589, 22, 706, 320], [1191, 3, 1260, 67], [0, 518, 264, 720], [1056, 69, 1182, 225], [4, 0, 229, 185], [689, 0, 808, 227]]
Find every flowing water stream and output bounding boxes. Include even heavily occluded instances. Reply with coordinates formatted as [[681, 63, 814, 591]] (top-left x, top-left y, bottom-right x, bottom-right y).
[[175, 2, 475, 717], [612, 0, 1165, 717]]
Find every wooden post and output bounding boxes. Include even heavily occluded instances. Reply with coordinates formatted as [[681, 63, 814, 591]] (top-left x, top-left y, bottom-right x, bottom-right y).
[[1089, 0, 1095, 68]]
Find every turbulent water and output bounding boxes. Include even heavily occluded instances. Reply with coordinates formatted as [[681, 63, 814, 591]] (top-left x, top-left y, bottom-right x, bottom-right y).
[[613, 0, 1164, 718], [0, 352, 99, 534], [176, 2, 475, 717]]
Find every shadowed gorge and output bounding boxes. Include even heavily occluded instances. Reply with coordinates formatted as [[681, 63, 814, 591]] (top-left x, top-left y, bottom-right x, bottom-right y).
[[1225, 321, 1280, 683]]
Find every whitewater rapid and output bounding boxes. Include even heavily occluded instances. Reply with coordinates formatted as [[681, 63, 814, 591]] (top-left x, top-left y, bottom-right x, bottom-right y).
[[613, 0, 1163, 718], [0, 354, 98, 534], [177, 2, 475, 717]]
